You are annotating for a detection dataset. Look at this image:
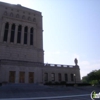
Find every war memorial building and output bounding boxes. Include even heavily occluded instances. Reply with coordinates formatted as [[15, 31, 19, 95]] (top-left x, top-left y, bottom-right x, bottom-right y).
[[0, 2, 81, 84]]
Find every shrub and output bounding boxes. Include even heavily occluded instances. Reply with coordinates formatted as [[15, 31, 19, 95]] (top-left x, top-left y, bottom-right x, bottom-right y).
[[60, 81, 66, 85], [2, 81, 8, 84], [53, 82, 60, 85], [77, 83, 91, 86], [44, 81, 52, 85], [66, 83, 74, 86]]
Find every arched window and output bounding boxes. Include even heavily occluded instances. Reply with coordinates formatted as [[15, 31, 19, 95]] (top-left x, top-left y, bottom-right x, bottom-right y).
[[30, 27, 34, 45], [10, 24, 15, 42], [24, 26, 28, 44], [3, 22, 9, 41], [71, 74, 74, 82], [51, 73, 55, 81], [44, 73, 48, 82], [65, 73, 68, 82], [17, 25, 22, 43]]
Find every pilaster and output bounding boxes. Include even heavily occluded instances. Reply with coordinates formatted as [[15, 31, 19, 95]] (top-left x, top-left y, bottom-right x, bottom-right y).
[[0, 22, 5, 42], [15, 71, 19, 83], [28, 27, 30, 45], [7, 23, 12, 43], [34, 27, 37, 48], [21, 26, 24, 45], [14, 24, 18, 44]]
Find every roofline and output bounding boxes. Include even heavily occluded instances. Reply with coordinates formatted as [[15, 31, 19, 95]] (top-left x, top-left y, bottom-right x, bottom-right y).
[[0, 1, 41, 14]]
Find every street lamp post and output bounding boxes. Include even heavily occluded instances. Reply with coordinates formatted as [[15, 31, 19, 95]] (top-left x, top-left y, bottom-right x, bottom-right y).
[[74, 74, 76, 85]]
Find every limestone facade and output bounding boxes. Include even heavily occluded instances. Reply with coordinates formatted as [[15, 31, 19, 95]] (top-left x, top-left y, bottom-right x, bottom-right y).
[[0, 1, 81, 84], [0, 2, 43, 63]]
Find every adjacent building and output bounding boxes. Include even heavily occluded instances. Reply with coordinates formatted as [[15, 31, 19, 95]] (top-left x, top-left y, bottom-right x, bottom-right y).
[[0, 1, 81, 84]]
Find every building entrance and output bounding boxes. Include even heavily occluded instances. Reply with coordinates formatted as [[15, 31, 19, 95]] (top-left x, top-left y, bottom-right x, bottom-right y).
[[29, 72, 34, 83], [9, 71, 15, 83]]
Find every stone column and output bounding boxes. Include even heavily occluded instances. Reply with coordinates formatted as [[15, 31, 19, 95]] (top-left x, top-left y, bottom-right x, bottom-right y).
[[68, 73, 71, 83], [7, 23, 12, 43], [14, 24, 18, 44], [48, 72, 51, 82], [27, 27, 30, 45], [38, 29, 43, 49], [0, 22, 5, 42], [25, 71, 28, 83], [34, 27, 37, 47], [15, 71, 19, 83], [21, 26, 24, 45], [55, 72, 58, 82], [62, 73, 64, 81]]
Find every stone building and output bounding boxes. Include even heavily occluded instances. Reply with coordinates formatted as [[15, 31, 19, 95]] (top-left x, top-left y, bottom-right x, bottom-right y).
[[0, 1, 81, 84]]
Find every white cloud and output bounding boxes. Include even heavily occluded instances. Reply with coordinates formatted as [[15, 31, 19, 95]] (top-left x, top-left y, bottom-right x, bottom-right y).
[[45, 51, 100, 79], [44, 51, 59, 55], [80, 61, 90, 65], [73, 53, 80, 60], [44, 51, 68, 55], [55, 51, 60, 54], [71, 53, 100, 78], [80, 60, 100, 79], [44, 50, 70, 64]]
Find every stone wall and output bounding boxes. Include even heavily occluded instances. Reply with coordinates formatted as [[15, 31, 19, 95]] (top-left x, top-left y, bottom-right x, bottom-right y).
[[0, 60, 81, 83], [0, 2, 44, 63]]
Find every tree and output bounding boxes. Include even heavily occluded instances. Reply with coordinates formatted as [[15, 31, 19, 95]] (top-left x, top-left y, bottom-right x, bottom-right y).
[[82, 69, 100, 85], [82, 76, 88, 83]]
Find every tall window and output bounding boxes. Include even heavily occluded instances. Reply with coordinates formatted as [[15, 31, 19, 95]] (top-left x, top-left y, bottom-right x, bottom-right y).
[[71, 74, 74, 81], [51, 73, 55, 81], [58, 73, 62, 82], [10, 24, 15, 42], [17, 25, 22, 43], [44, 73, 48, 82], [3, 22, 9, 42], [24, 26, 28, 44], [30, 27, 33, 45], [65, 74, 68, 82]]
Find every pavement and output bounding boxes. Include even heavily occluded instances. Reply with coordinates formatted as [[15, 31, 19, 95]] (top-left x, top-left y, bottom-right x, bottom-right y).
[[0, 84, 99, 100]]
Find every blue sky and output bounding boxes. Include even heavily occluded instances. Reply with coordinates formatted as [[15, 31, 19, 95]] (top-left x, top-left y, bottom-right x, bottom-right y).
[[1, 0, 100, 78]]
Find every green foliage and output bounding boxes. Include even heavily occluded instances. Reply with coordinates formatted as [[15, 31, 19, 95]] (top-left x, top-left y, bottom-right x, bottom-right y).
[[89, 80, 98, 85], [82, 69, 100, 85], [82, 76, 88, 83]]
